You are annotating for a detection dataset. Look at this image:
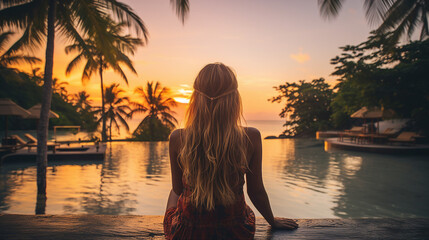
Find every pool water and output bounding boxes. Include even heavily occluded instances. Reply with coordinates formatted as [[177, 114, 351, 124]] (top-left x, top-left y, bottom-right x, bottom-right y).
[[1, 138, 428, 218]]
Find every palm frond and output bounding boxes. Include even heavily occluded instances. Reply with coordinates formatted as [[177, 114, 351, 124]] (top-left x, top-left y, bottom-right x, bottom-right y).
[[65, 53, 85, 76], [363, 0, 394, 25], [3, 20, 46, 55], [115, 112, 129, 131], [0, 0, 31, 9], [81, 58, 98, 84], [170, 0, 189, 24], [0, 31, 14, 51], [379, 1, 421, 43], [110, 63, 128, 85], [0, 1, 39, 31], [0, 55, 41, 67], [318, 0, 343, 20], [102, 0, 149, 40], [421, 8, 429, 40], [116, 52, 137, 74]]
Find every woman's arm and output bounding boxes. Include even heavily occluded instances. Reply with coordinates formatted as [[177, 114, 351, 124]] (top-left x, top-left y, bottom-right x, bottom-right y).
[[245, 128, 298, 230], [166, 129, 183, 210]]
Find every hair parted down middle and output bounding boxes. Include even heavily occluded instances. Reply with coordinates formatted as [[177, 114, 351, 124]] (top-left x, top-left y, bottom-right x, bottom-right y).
[[178, 62, 248, 211]]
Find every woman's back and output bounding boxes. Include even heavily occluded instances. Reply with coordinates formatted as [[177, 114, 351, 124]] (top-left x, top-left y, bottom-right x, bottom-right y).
[[163, 128, 256, 239], [163, 63, 298, 240]]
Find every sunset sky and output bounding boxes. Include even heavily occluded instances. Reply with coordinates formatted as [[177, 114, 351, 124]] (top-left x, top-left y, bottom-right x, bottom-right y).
[[26, 0, 375, 125]]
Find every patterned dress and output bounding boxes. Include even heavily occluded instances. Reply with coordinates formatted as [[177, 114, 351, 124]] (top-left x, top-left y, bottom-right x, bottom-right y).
[[163, 176, 255, 240]]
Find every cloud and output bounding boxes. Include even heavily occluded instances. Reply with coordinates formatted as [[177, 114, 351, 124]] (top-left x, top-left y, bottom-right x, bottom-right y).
[[290, 50, 310, 63]]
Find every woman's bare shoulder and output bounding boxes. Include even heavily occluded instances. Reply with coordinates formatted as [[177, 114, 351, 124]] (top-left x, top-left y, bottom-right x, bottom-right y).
[[169, 128, 183, 149], [243, 127, 261, 142], [170, 128, 183, 140]]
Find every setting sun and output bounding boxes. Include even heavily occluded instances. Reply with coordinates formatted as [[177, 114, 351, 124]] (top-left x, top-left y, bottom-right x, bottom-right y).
[[173, 97, 190, 104]]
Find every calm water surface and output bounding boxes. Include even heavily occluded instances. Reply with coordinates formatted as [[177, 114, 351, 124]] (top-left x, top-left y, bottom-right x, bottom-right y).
[[1, 124, 428, 218]]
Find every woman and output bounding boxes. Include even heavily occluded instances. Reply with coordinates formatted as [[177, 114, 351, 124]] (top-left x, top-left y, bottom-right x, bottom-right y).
[[164, 63, 298, 239]]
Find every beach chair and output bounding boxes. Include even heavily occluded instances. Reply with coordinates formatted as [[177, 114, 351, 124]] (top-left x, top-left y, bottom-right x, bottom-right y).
[[24, 133, 37, 143], [344, 126, 364, 133], [24, 133, 60, 151], [388, 132, 417, 145], [340, 126, 364, 142], [379, 128, 400, 137], [11, 135, 27, 145], [9, 135, 34, 151]]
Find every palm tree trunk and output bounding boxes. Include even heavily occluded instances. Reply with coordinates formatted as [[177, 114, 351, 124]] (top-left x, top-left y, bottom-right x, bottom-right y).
[[99, 62, 107, 142], [109, 117, 113, 141], [36, 0, 56, 215], [149, 115, 154, 140], [4, 116, 8, 138]]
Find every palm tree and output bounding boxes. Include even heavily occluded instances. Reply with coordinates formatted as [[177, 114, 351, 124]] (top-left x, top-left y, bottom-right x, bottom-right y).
[[73, 91, 92, 113], [0, 0, 189, 213], [72, 91, 98, 132], [0, 0, 148, 214], [132, 81, 177, 140], [319, 0, 429, 43], [52, 78, 69, 102], [0, 31, 41, 68], [28, 67, 44, 86], [65, 18, 144, 142], [94, 83, 132, 140]]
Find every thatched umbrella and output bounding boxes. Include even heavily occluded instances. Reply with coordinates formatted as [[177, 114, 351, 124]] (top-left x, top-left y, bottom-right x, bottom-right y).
[[0, 98, 30, 138], [351, 107, 396, 133], [26, 104, 59, 119]]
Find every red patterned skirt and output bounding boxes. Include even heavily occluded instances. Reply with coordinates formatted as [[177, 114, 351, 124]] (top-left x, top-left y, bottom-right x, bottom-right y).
[[163, 190, 255, 239]]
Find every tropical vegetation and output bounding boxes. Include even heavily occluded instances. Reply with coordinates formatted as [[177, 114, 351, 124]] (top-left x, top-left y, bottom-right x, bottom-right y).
[[72, 91, 98, 132], [271, 78, 333, 137], [0, 0, 147, 211], [0, 0, 189, 212], [96, 83, 132, 140], [132, 81, 178, 141], [0, 31, 41, 70], [319, 0, 429, 44], [65, 17, 144, 142], [272, 35, 429, 137], [271, 0, 429, 137], [0, 70, 81, 129], [330, 34, 429, 134]]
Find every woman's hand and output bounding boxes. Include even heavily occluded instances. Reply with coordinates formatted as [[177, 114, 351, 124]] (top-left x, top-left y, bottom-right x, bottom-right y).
[[271, 217, 299, 230]]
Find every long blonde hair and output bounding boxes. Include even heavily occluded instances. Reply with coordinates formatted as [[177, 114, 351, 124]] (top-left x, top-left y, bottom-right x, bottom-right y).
[[179, 63, 248, 211]]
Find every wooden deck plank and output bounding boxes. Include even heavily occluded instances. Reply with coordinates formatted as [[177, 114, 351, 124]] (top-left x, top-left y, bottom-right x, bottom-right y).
[[0, 215, 428, 239]]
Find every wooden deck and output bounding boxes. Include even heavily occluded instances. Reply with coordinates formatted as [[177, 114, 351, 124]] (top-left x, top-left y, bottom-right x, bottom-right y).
[[325, 138, 429, 154], [0, 144, 106, 162], [316, 131, 342, 139], [0, 215, 428, 239]]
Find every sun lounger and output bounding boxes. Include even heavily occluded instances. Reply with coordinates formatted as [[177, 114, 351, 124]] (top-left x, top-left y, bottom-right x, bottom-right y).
[[11, 135, 27, 146], [357, 128, 400, 144], [379, 128, 399, 137], [12, 134, 58, 152], [344, 126, 364, 133], [10, 135, 37, 152], [389, 132, 418, 145], [24, 133, 37, 143], [6, 135, 33, 151], [340, 126, 364, 142], [24, 133, 59, 148]]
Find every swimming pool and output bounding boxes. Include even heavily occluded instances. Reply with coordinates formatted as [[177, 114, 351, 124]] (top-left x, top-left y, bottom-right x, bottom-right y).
[[1, 138, 428, 218]]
